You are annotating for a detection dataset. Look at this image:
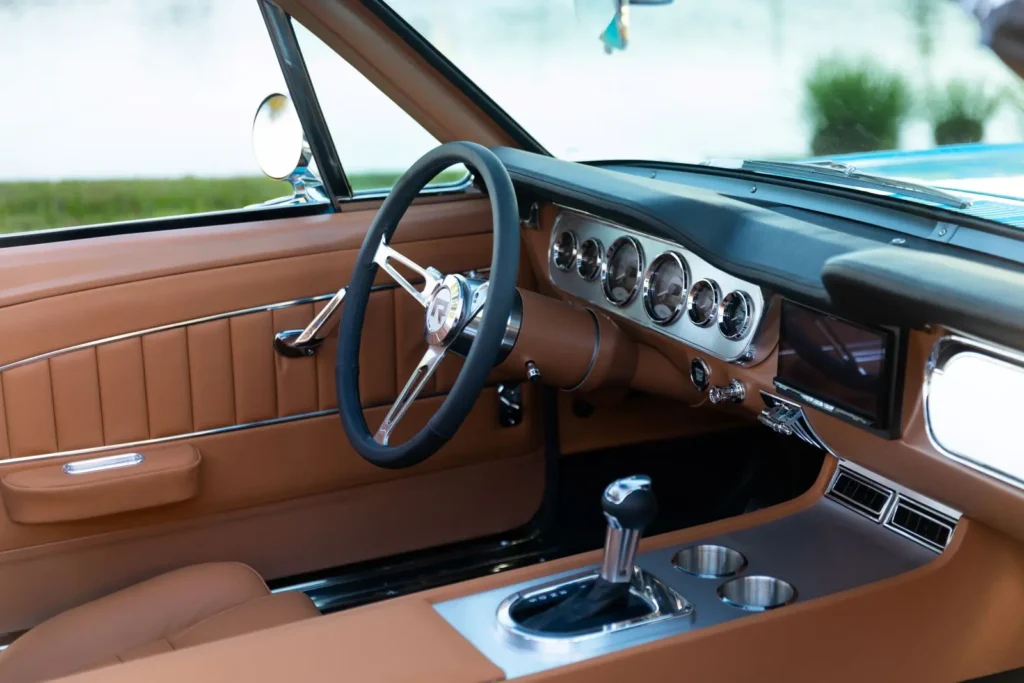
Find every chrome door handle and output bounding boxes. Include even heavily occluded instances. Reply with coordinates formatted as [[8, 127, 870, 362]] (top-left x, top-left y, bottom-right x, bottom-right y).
[[274, 287, 346, 358]]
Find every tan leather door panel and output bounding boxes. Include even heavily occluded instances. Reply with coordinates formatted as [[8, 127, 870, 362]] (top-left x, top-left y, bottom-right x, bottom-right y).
[[0, 197, 545, 632]]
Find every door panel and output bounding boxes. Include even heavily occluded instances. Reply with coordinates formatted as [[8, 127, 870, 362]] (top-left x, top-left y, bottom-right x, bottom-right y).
[[0, 197, 545, 632]]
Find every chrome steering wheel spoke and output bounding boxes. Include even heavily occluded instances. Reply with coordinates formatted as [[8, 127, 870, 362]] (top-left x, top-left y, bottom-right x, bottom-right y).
[[374, 239, 444, 306], [373, 345, 447, 446]]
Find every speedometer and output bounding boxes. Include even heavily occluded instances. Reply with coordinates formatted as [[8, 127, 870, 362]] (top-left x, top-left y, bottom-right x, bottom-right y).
[[642, 252, 690, 325], [601, 236, 644, 306]]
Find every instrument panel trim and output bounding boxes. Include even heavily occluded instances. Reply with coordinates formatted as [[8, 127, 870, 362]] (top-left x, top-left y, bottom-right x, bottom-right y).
[[548, 208, 774, 364]]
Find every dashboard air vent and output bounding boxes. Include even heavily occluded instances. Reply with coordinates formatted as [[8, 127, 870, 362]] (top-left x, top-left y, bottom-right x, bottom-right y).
[[827, 468, 893, 522], [885, 496, 956, 552]]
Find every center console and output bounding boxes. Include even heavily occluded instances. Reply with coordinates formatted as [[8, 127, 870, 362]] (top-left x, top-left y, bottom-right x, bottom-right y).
[[436, 469, 944, 679]]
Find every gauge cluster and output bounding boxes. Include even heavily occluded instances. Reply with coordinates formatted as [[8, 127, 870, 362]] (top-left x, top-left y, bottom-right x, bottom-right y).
[[548, 209, 767, 363]]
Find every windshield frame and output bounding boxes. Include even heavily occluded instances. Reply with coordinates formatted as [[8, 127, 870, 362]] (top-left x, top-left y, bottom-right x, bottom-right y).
[[368, 0, 549, 157]]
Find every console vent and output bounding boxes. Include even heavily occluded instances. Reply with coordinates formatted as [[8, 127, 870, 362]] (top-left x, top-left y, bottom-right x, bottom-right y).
[[885, 496, 957, 552], [827, 468, 893, 522]]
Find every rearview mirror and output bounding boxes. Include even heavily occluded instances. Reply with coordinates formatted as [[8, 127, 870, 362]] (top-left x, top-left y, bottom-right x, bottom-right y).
[[250, 93, 327, 205]]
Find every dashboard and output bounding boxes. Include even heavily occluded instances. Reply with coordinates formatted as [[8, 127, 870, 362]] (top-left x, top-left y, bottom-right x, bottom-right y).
[[499, 144, 1024, 545]]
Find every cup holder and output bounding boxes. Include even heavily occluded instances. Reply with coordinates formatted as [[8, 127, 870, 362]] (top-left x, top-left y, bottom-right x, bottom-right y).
[[717, 575, 796, 611], [672, 544, 747, 578]]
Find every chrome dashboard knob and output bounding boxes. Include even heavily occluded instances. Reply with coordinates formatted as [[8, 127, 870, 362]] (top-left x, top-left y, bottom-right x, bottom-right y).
[[709, 379, 745, 405]]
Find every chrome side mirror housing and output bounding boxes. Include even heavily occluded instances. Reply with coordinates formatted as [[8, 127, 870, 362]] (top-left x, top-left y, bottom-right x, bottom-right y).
[[251, 93, 328, 205]]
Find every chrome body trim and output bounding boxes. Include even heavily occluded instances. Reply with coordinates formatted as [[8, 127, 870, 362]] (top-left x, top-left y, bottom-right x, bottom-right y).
[[548, 209, 770, 364], [924, 332, 1024, 492], [63, 453, 144, 475]]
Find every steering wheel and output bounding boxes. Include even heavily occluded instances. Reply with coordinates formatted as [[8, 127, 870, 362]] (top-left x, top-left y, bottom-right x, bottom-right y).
[[336, 142, 520, 469]]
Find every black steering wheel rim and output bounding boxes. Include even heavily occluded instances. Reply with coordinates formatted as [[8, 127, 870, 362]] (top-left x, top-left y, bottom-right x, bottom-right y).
[[335, 142, 519, 469]]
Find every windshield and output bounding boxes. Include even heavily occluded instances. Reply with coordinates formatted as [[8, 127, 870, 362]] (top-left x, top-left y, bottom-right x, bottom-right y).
[[387, 0, 1024, 216]]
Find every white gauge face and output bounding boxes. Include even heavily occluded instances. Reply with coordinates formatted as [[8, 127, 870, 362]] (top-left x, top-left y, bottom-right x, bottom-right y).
[[551, 230, 578, 271], [687, 279, 720, 327], [644, 252, 689, 324], [719, 291, 753, 340], [576, 238, 603, 280], [602, 237, 643, 306]]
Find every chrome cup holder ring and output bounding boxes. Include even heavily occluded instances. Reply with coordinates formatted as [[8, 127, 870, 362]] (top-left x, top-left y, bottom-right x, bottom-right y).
[[717, 575, 796, 612], [671, 544, 747, 579]]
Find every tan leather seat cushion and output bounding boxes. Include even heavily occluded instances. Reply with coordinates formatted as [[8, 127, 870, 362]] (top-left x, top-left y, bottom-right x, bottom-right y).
[[0, 562, 319, 683]]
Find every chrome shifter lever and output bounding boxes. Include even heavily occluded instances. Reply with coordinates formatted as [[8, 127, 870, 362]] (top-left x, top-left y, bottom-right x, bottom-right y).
[[599, 475, 657, 584]]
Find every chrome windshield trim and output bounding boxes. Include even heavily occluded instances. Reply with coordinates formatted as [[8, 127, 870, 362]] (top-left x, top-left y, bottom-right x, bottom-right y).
[[702, 158, 972, 210]]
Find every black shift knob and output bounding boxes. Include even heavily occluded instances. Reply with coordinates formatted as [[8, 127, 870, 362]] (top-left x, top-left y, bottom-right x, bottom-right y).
[[601, 475, 657, 531]]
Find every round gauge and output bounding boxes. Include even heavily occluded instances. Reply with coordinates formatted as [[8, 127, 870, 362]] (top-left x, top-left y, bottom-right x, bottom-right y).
[[551, 230, 578, 272], [642, 252, 690, 325], [686, 279, 721, 327], [601, 236, 644, 306], [718, 291, 755, 340], [576, 238, 604, 281]]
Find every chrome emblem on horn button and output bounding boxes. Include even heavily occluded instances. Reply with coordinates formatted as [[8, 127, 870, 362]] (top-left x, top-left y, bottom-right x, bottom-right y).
[[425, 276, 466, 346]]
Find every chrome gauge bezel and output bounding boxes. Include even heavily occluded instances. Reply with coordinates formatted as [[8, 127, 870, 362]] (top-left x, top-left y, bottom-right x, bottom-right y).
[[551, 230, 578, 272], [686, 279, 722, 327], [642, 251, 690, 326], [576, 238, 604, 281], [718, 290, 755, 340], [601, 236, 645, 307]]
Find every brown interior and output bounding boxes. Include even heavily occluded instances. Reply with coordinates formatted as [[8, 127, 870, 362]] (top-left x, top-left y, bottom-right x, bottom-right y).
[[1, 0, 1021, 681]]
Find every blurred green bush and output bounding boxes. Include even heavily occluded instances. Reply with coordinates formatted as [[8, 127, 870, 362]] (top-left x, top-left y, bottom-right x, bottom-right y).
[[927, 79, 1002, 145], [804, 57, 912, 155], [0, 170, 465, 234]]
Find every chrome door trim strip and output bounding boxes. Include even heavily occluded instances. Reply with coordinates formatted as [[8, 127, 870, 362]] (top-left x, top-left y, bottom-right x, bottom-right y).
[[0, 284, 395, 375], [0, 410, 341, 466]]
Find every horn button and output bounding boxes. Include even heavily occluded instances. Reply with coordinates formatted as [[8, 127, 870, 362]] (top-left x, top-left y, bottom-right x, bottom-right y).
[[425, 276, 466, 346]]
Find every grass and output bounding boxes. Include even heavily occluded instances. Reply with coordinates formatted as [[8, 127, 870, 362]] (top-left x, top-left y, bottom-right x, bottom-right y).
[[0, 170, 467, 234]]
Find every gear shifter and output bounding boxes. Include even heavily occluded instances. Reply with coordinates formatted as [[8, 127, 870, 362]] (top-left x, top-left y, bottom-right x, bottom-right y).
[[516, 475, 658, 634], [599, 475, 657, 583]]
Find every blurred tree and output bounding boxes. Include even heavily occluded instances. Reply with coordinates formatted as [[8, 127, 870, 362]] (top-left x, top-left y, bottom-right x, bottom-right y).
[[905, 0, 938, 84], [804, 58, 911, 155]]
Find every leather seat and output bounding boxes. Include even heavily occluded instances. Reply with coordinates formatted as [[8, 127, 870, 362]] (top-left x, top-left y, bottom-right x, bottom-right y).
[[0, 562, 319, 683]]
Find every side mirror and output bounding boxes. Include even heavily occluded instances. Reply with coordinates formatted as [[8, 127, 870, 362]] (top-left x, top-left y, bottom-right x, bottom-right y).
[[250, 93, 327, 205]]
